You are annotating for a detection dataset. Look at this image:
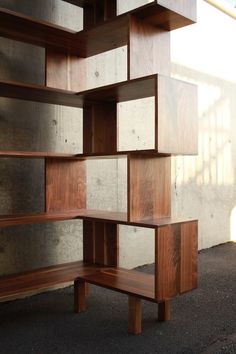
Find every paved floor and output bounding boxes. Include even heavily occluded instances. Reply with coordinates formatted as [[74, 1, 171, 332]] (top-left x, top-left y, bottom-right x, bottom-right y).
[[0, 242, 235, 354]]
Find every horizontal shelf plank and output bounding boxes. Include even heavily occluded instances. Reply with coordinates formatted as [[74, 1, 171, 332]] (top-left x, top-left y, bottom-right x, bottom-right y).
[[0, 2, 195, 57], [78, 267, 156, 302], [0, 151, 81, 159], [0, 261, 101, 300], [0, 75, 156, 107], [0, 210, 196, 229], [0, 211, 80, 228], [62, 0, 94, 7], [0, 80, 80, 107]]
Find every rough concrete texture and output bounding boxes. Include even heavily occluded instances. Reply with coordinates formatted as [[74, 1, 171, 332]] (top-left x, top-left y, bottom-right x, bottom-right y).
[[0, 242, 235, 354], [0, 0, 236, 278]]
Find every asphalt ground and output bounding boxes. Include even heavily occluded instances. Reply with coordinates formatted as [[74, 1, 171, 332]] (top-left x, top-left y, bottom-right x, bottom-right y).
[[0, 242, 235, 354]]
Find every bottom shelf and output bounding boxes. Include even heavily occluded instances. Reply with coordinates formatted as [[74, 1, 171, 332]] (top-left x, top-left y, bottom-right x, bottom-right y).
[[0, 261, 101, 300], [0, 262, 156, 302], [78, 267, 156, 302]]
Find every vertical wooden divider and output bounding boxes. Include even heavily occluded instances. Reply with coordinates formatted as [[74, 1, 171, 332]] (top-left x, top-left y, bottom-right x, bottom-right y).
[[83, 0, 117, 29], [128, 15, 170, 80], [83, 101, 119, 267], [128, 155, 171, 222]]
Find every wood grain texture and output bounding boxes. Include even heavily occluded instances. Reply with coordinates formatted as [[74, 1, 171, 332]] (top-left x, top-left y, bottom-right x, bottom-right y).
[[78, 267, 156, 301], [155, 224, 181, 301], [45, 159, 86, 212], [0, 151, 79, 159], [0, 210, 196, 229], [0, 211, 81, 228], [157, 0, 197, 22], [155, 221, 198, 301], [180, 221, 198, 293], [157, 76, 198, 155], [74, 280, 86, 312], [83, 0, 117, 29], [0, 1, 196, 58], [83, 103, 117, 154], [128, 155, 171, 221], [0, 261, 101, 300], [128, 296, 142, 335], [158, 300, 171, 321], [128, 16, 170, 79], [83, 221, 119, 266], [45, 49, 86, 92], [134, 1, 196, 30]]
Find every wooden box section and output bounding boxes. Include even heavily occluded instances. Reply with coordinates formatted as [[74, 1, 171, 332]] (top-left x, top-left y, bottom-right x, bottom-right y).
[[0, 261, 102, 301], [45, 159, 86, 212], [128, 16, 170, 79], [157, 76, 198, 155], [155, 220, 198, 301], [128, 155, 171, 221], [83, 220, 119, 266], [0, 1, 196, 58]]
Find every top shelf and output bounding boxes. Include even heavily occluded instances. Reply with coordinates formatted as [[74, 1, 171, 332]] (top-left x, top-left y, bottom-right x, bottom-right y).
[[0, 1, 196, 57]]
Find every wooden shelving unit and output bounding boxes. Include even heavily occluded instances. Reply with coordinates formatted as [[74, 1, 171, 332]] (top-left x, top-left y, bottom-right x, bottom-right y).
[[0, 0, 198, 335]]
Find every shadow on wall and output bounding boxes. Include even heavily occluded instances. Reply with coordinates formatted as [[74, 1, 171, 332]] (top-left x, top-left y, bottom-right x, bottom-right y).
[[0, 0, 83, 276], [171, 63, 236, 247]]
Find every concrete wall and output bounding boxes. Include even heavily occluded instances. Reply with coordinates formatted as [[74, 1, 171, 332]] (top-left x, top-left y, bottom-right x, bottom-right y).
[[0, 0, 235, 278]]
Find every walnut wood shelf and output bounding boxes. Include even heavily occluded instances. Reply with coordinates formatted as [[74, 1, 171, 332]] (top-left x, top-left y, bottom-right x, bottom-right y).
[[0, 210, 195, 229], [78, 267, 156, 302], [0, 261, 101, 300], [0, 2, 196, 57], [0, 151, 80, 159], [0, 0, 198, 335]]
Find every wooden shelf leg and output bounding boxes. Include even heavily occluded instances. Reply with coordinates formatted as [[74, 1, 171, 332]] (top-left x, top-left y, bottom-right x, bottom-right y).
[[74, 280, 86, 313], [158, 300, 171, 321], [128, 296, 142, 335]]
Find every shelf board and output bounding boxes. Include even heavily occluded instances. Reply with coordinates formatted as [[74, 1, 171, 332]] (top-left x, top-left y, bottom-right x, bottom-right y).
[[78, 267, 156, 302], [0, 75, 156, 107], [0, 151, 81, 160], [0, 211, 80, 228], [0, 261, 101, 300], [0, 79, 80, 107], [0, 2, 195, 57], [0, 210, 196, 229]]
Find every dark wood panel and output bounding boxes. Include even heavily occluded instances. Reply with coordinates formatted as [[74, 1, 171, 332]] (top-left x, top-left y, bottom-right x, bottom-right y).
[[45, 159, 86, 212], [0, 151, 79, 159], [128, 16, 170, 79], [83, 0, 117, 29], [83, 103, 117, 154], [128, 296, 142, 335], [0, 211, 81, 228], [134, 0, 196, 30], [155, 224, 181, 301], [0, 209, 196, 229], [180, 221, 198, 293], [155, 221, 198, 301], [0, 1, 196, 58], [45, 49, 86, 92], [157, 76, 198, 155], [0, 261, 102, 300], [128, 155, 171, 221], [83, 221, 119, 266], [0, 80, 81, 107], [78, 267, 156, 302]]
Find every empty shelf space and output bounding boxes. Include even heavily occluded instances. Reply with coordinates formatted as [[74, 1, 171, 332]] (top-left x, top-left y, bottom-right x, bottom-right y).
[[0, 2, 196, 57], [0, 261, 102, 300], [78, 267, 156, 302]]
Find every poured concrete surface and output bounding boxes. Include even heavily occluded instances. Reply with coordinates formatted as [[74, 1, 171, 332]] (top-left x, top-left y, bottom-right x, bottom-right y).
[[0, 242, 235, 354]]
